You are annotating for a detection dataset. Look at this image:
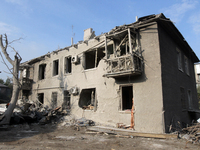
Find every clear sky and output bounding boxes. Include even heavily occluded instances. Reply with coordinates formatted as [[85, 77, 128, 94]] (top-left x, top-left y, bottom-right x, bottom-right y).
[[0, 0, 200, 80]]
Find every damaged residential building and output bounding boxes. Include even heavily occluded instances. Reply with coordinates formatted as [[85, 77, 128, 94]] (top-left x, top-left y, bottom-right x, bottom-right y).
[[19, 13, 199, 133]]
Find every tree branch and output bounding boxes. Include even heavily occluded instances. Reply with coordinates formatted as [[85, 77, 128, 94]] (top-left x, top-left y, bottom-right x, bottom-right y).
[[0, 34, 14, 65]]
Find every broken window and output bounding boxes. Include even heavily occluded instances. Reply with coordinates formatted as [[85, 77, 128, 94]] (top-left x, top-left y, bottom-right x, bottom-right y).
[[53, 59, 59, 76], [51, 92, 57, 109], [64, 56, 72, 74], [184, 56, 189, 75], [121, 85, 133, 110], [180, 87, 186, 110], [107, 44, 114, 58], [38, 64, 46, 80], [37, 93, 44, 105], [63, 90, 71, 109], [79, 88, 96, 110], [84, 49, 105, 70], [177, 49, 182, 71]]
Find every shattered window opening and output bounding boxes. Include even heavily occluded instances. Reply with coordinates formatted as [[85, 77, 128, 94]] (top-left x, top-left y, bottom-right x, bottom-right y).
[[51, 92, 57, 109], [53, 59, 59, 76], [63, 90, 71, 109], [84, 48, 105, 70], [37, 93, 44, 105], [38, 64, 46, 80], [121, 85, 133, 110], [65, 56, 72, 74], [79, 88, 96, 110]]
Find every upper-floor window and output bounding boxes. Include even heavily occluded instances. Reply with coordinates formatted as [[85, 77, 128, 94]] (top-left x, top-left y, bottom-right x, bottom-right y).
[[53, 59, 59, 76], [177, 48, 183, 71], [184, 56, 189, 75], [38, 64, 46, 80], [84, 48, 105, 70], [198, 74, 200, 81], [64, 56, 72, 74]]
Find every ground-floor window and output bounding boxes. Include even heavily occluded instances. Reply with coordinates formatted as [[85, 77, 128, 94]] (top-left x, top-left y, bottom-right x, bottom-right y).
[[79, 88, 96, 110], [180, 87, 186, 110], [51, 92, 57, 108], [121, 85, 133, 110], [63, 90, 71, 109], [37, 93, 44, 105]]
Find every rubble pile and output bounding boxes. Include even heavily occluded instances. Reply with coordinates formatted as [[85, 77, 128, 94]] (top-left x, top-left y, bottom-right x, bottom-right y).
[[180, 123, 200, 144]]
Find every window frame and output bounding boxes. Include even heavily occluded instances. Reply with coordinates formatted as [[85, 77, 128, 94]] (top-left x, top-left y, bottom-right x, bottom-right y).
[[64, 56, 72, 74], [53, 59, 59, 76], [177, 48, 183, 72]]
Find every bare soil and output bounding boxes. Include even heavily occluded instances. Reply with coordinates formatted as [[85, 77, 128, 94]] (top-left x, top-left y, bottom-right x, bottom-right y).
[[0, 123, 199, 150]]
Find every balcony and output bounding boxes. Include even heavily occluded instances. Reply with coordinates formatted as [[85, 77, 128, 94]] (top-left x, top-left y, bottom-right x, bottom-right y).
[[104, 54, 142, 78], [21, 78, 33, 90]]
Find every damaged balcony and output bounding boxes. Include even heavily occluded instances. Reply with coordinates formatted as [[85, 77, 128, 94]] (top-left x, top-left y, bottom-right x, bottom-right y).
[[21, 78, 33, 90], [104, 54, 142, 78], [103, 27, 143, 78]]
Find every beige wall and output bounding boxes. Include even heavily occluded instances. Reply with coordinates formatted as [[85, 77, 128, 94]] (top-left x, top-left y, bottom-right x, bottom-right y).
[[28, 24, 164, 133]]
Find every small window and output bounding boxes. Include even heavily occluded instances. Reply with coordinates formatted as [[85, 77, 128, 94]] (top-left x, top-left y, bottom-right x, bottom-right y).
[[63, 90, 71, 109], [184, 56, 189, 75], [177, 49, 183, 71], [37, 93, 44, 106], [65, 56, 72, 74], [38, 64, 46, 80], [180, 87, 186, 110], [51, 92, 57, 109], [121, 86, 133, 110], [198, 74, 200, 81], [53, 59, 59, 76], [79, 88, 96, 110], [188, 90, 192, 109]]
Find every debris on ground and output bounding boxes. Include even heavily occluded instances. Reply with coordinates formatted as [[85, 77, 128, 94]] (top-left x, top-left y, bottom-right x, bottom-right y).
[[179, 122, 200, 144]]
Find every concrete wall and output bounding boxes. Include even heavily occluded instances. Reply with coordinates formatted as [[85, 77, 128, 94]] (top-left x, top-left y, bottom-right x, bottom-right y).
[[158, 24, 199, 132], [26, 24, 165, 133]]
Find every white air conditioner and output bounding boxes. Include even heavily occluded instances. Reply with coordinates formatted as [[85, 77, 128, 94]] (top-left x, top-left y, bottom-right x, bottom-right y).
[[71, 55, 79, 64], [70, 87, 78, 95]]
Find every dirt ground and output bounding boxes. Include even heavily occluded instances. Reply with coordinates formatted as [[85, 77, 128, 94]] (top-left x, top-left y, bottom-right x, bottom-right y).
[[0, 123, 199, 150]]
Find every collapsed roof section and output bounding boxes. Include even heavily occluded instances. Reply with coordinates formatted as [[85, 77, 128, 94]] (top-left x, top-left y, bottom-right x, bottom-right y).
[[20, 13, 199, 69]]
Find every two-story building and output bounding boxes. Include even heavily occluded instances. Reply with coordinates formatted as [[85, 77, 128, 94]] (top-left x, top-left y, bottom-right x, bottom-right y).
[[19, 13, 199, 133]]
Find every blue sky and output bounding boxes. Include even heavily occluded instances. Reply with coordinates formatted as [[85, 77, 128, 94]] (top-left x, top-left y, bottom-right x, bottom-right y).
[[0, 0, 200, 80]]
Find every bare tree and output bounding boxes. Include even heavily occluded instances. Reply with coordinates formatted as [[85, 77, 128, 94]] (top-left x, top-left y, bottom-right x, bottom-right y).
[[0, 34, 22, 125]]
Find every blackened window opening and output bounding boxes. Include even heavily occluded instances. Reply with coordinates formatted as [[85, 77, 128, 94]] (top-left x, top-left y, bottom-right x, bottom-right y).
[[63, 90, 71, 109], [51, 92, 57, 109], [122, 86, 133, 110], [85, 49, 105, 70], [65, 57, 72, 73], [53, 60, 59, 76], [37, 93, 44, 105], [79, 88, 96, 109], [39, 64, 46, 80]]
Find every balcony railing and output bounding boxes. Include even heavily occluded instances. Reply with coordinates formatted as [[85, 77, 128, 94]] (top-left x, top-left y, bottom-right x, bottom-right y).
[[104, 54, 142, 78], [21, 78, 33, 90]]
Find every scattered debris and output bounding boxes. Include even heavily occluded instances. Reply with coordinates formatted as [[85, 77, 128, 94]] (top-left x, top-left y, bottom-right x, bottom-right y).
[[179, 122, 200, 144]]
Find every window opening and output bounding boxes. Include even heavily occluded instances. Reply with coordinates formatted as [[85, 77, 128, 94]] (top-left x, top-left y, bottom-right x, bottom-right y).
[[53, 59, 59, 76], [51, 92, 57, 109], [177, 49, 182, 71], [180, 87, 186, 110], [107, 44, 113, 58], [188, 90, 192, 109], [37, 93, 44, 106], [121, 86, 133, 110], [84, 49, 105, 70], [38, 64, 46, 80], [184, 56, 189, 75], [79, 88, 96, 110], [63, 90, 71, 109], [65, 56, 72, 74]]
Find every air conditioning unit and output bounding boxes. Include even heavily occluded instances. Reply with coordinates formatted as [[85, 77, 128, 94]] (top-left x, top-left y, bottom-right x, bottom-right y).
[[71, 55, 79, 64], [70, 87, 78, 95]]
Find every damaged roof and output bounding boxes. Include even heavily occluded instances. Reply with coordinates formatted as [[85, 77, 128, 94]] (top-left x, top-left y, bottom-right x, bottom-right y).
[[20, 13, 199, 67]]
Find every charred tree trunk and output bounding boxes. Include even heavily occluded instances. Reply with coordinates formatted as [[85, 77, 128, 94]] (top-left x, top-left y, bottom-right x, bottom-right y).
[[0, 34, 22, 125]]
